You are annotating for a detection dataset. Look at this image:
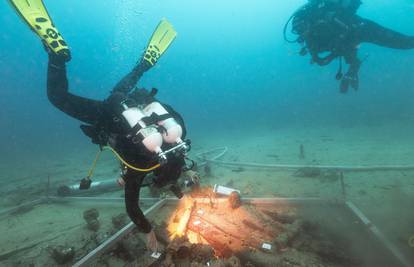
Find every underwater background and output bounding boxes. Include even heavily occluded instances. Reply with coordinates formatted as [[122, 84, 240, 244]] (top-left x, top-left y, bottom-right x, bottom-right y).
[[0, 0, 414, 265], [1, 0, 414, 160]]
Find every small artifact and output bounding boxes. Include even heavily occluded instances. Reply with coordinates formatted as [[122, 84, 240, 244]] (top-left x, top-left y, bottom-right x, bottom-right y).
[[50, 246, 75, 264], [87, 218, 100, 231], [83, 208, 99, 221], [262, 243, 272, 250], [228, 191, 241, 209], [83, 208, 100, 231], [112, 213, 128, 229], [213, 185, 241, 196]]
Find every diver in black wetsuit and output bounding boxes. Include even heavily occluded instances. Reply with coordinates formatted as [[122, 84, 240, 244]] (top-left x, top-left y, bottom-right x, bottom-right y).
[[42, 18, 198, 252], [4, 0, 200, 254], [285, 0, 414, 93], [8, 0, 196, 253], [47, 50, 190, 251]]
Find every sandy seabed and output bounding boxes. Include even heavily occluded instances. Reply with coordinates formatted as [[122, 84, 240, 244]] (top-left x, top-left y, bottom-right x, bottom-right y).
[[0, 123, 413, 266]]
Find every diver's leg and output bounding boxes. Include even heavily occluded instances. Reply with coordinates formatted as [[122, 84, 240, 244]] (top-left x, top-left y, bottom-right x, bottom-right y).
[[357, 18, 414, 49], [111, 61, 151, 95], [124, 170, 152, 233], [47, 54, 104, 124], [339, 49, 361, 93]]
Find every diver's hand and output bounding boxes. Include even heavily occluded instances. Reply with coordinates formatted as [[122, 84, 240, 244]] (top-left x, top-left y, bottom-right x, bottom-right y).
[[340, 72, 359, 93], [146, 229, 158, 253], [184, 170, 201, 186]]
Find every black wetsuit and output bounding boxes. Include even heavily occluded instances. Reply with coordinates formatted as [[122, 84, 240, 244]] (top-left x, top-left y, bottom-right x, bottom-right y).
[[291, 2, 414, 92], [47, 54, 186, 233]]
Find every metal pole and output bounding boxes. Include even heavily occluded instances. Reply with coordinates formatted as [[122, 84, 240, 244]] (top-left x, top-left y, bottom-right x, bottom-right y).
[[346, 201, 411, 267]]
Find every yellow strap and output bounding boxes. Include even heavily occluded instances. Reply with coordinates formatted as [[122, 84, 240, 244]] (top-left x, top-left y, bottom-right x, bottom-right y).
[[104, 146, 161, 172]]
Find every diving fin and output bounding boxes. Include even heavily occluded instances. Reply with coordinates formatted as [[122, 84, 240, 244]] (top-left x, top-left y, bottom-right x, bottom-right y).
[[141, 18, 177, 67], [7, 0, 71, 61]]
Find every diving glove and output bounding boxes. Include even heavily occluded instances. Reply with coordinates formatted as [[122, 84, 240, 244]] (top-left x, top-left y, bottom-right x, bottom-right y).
[[340, 72, 359, 93]]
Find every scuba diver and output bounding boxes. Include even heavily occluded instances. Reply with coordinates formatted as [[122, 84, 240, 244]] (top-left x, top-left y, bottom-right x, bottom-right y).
[[284, 0, 414, 93], [8, 0, 199, 253]]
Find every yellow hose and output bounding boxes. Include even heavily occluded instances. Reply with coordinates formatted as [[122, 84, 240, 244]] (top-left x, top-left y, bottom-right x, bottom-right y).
[[104, 146, 161, 172], [86, 150, 102, 178]]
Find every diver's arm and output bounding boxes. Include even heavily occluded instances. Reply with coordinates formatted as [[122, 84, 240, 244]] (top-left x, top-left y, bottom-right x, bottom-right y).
[[123, 170, 153, 233], [111, 60, 152, 95], [356, 17, 414, 49], [47, 54, 104, 125], [123, 170, 158, 252]]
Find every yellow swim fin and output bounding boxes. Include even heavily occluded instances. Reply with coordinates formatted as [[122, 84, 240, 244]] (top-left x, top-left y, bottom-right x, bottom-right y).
[[8, 0, 70, 61], [142, 18, 177, 67]]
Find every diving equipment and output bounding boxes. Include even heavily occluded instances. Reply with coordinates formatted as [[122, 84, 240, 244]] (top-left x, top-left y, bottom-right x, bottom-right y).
[[57, 178, 128, 196], [79, 177, 92, 190], [7, 0, 70, 61], [120, 97, 188, 163], [121, 102, 166, 161], [142, 19, 177, 67], [143, 102, 185, 146]]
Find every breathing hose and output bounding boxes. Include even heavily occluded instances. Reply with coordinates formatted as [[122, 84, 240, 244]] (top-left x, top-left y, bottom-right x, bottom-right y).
[[85, 146, 161, 181], [283, 3, 311, 44], [283, 13, 300, 43], [104, 146, 161, 172]]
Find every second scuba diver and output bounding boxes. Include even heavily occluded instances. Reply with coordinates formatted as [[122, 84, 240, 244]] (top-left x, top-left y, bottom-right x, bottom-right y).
[[285, 0, 414, 93], [8, 0, 199, 253]]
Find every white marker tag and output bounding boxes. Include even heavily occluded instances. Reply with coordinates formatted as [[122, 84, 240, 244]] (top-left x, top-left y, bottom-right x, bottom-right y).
[[262, 243, 272, 250], [151, 252, 161, 259], [193, 220, 201, 226]]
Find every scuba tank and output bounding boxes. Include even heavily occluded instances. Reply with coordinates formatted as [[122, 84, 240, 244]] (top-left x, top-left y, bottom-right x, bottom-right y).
[[121, 101, 167, 162], [143, 101, 185, 145], [98, 89, 190, 165]]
